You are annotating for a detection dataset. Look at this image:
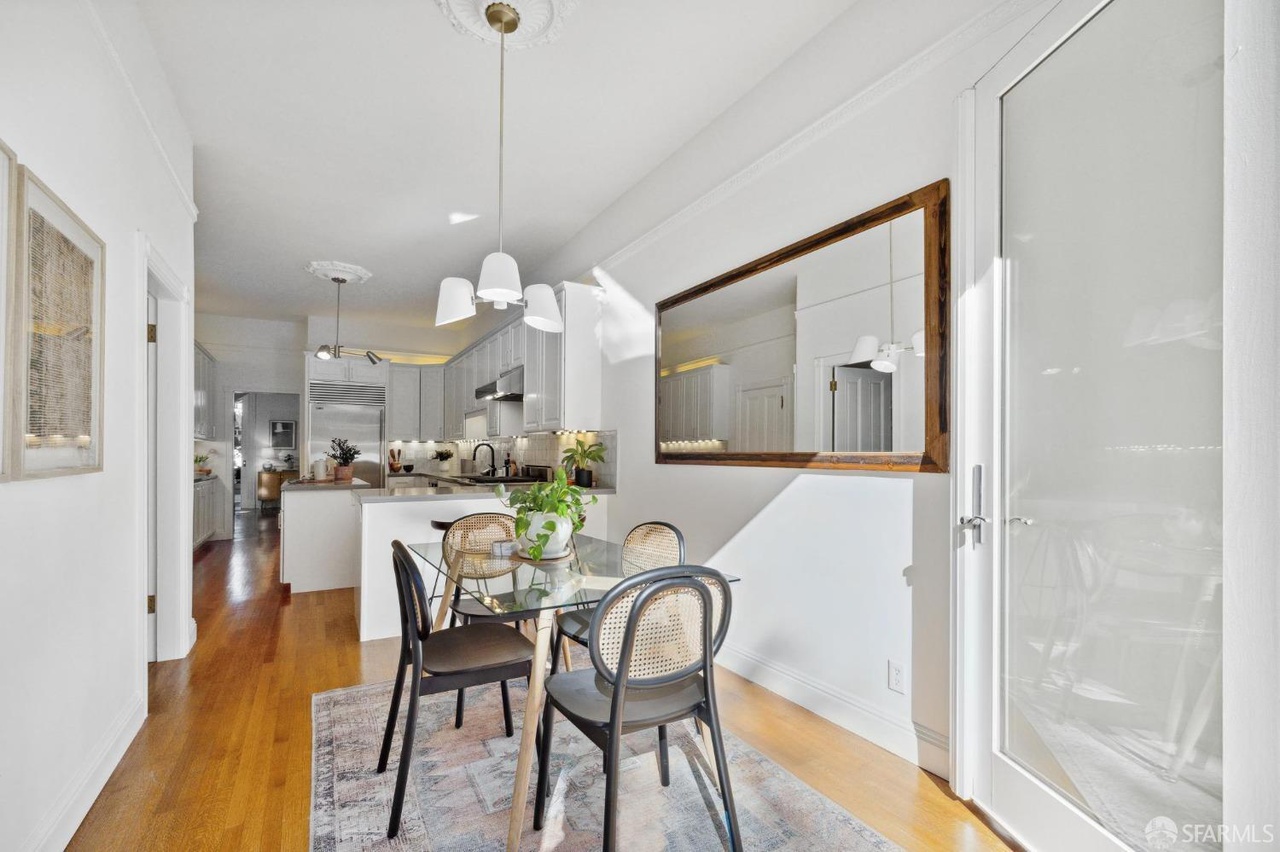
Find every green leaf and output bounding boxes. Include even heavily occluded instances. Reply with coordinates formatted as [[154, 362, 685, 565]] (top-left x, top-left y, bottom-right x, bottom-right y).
[[541, 520, 558, 532]]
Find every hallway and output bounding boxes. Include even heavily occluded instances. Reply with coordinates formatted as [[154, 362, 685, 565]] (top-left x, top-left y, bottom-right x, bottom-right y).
[[70, 522, 1008, 851]]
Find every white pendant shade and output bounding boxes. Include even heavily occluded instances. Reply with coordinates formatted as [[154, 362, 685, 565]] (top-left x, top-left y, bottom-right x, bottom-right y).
[[911, 329, 926, 357], [436, 276, 477, 326], [871, 348, 900, 373], [523, 283, 563, 332], [850, 335, 880, 363], [476, 252, 523, 303]]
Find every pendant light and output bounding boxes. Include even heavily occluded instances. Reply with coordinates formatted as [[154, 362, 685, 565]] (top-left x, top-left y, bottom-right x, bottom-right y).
[[848, 282, 925, 372], [316, 277, 344, 360], [434, 3, 563, 334], [307, 261, 373, 360]]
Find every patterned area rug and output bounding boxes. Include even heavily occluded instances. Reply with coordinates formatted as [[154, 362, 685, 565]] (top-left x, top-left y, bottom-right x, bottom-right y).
[[312, 677, 900, 851]]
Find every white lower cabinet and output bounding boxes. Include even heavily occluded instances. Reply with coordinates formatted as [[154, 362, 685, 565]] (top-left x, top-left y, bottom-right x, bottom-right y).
[[193, 478, 218, 548]]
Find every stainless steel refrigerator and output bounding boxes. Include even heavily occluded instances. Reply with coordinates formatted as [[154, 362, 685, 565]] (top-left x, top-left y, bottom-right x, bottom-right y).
[[309, 403, 385, 487]]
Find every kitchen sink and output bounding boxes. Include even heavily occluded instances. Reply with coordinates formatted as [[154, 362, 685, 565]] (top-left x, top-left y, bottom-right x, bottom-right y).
[[459, 474, 542, 484]]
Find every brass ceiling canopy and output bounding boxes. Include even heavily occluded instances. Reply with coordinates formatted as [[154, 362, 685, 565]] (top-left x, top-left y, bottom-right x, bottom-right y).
[[485, 3, 520, 34]]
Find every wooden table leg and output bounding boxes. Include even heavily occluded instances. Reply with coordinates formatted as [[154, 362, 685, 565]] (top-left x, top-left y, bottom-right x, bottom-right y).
[[432, 572, 457, 633], [508, 608, 554, 852]]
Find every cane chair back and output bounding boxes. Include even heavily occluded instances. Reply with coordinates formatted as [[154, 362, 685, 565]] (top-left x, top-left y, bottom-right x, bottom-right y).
[[443, 513, 518, 580], [620, 521, 685, 577], [589, 566, 731, 687]]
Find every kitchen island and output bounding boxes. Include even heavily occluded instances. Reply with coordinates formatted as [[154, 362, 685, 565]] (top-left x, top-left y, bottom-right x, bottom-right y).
[[279, 477, 372, 593], [352, 478, 613, 641]]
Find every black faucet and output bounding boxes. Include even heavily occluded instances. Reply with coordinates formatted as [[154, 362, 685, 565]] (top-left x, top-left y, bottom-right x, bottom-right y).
[[472, 442, 497, 477]]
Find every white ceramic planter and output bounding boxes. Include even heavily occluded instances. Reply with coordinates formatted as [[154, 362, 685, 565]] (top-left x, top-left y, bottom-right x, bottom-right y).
[[519, 511, 572, 559]]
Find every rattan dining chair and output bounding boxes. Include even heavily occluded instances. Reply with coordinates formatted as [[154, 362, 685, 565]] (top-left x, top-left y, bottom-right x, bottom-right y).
[[533, 565, 741, 852], [440, 513, 543, 731], [551, 521, 685, 669], [377, 540, 535, 839]]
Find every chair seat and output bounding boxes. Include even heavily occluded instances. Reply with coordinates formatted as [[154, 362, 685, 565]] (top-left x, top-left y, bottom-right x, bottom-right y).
[[545, 668, 706, 729], [422, 622, 534, 675], [452, 595, 541, 623], [556, 607, 594, 643]]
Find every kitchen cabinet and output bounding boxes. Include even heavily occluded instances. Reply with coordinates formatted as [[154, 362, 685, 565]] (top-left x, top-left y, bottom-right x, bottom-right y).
[[510, 321, 525, 368], [486, 400, 522, 438], [193, 343, 217, 439], [387, 363, 446, 442], [441, 317, 530, 439], [443, 362, 464, 440], [419, 365, 444, 441], [657, 364, 732, 442], [386, 364, 422, 441], [523, 282, 601, 432], [193, 477, 219, 548], [306, 356, 388, 385]]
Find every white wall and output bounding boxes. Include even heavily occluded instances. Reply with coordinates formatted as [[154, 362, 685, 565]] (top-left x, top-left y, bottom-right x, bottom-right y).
[[0, 1, 195, 848], [1223, 0, 1280, 841], [533, 0, 1052, 774], [194, 312, 305, 536]]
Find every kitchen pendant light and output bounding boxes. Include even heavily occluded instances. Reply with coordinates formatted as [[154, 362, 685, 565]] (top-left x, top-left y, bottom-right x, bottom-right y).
[[307, 261, 373, 360], [850, 282, 926, 372], [434, 3, 563, 333]]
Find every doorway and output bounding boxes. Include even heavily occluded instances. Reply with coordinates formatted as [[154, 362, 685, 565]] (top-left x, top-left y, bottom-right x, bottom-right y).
[[955, 0, 1223, 848], [233, 391, 301, 519]]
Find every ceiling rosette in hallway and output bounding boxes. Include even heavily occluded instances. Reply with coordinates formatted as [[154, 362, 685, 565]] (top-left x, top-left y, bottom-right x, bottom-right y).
[[433, 0, 581, 47]]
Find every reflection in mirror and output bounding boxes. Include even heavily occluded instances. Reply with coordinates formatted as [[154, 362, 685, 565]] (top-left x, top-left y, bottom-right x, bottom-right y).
[[658, 206, 928, 456]]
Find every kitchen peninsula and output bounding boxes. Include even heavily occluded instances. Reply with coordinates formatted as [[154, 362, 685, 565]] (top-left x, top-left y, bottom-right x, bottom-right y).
[[279, 477, 373, 593]]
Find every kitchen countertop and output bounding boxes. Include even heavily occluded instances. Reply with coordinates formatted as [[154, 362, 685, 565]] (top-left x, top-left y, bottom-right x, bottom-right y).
[[194, 474, 218, 482], [281, 477, 372, 492], [355, 482, 616, 504]]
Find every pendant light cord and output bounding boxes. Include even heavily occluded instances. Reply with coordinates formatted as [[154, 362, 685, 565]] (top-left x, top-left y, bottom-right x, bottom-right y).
[[334, 280, 342, 357], [498, 27, 505, 254]]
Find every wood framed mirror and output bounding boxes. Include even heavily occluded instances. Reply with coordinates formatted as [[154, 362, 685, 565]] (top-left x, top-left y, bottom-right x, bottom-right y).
[[655, 179, 949, 473]]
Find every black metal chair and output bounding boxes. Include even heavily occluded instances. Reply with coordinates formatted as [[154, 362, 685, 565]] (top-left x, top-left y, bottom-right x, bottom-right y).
[[534, 565, 741, 851], [377, 540, 535, 839]]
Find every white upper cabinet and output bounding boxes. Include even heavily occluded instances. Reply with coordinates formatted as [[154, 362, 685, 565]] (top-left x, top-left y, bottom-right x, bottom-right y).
[[523, 282, 600, 432], [386, 364, 422, 441], [657, 364, 731, 442], [419, 365, 444, 441], [306, 356, 389, 386], [193, 343, 217, 439]]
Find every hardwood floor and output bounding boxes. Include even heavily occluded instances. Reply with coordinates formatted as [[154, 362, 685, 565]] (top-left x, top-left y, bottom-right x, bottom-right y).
[[70, 512, 1012, 851]]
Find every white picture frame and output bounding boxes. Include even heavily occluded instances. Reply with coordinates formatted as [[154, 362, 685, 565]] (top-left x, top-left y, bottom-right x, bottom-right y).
[[12, 167, 106, 478]]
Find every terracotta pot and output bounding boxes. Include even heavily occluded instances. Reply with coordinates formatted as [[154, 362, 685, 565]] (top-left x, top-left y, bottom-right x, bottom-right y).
[[333, 465, 354, 483]]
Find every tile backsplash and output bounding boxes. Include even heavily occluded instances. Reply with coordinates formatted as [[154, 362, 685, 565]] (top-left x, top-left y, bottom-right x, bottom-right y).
[[388, 430, 617, 488]]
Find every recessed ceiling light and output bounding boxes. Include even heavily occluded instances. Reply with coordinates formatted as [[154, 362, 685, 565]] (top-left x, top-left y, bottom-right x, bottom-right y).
[[449, 212, 480, 225]]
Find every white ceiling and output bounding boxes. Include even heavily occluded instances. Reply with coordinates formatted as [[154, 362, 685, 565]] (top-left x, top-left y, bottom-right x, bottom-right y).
[[139, 0, 858, 352]]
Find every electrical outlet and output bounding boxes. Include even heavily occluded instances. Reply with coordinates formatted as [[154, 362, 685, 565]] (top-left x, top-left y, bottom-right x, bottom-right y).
[[888, 660, 905, 694]]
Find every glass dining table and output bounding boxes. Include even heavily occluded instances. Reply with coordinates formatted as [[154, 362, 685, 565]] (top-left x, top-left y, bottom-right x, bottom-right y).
[[406, 534, 734, 851]]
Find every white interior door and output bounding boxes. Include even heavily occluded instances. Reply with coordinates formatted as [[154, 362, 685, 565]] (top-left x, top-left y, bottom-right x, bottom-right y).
[[958, 0, 1223, 849]]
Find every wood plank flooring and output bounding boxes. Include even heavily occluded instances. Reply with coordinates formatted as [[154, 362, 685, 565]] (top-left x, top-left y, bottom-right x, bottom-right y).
[[69, 512, 1012, 851]]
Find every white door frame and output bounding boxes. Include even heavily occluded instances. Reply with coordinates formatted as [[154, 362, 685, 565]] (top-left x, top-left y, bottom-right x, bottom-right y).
[[136, 233, 195, 662], [951, 0, 1135, 847]]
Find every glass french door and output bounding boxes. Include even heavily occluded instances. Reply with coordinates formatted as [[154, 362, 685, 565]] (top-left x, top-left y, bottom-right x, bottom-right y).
[[960, 0, 1223, 848]]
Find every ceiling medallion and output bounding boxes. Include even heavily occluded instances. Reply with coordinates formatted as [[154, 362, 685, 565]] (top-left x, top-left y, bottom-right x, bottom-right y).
[[433, 0, 580, 48]]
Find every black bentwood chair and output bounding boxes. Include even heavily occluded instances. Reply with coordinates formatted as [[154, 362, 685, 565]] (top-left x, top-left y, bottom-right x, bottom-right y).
[[534, 565, 742, 851], [377, 540, 535, 839]]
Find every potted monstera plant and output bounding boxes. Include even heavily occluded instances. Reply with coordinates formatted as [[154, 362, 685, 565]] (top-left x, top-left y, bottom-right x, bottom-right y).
[[561, 438, 606, 488], [496, 467, 598, 560], [327, 438, 361, 483]]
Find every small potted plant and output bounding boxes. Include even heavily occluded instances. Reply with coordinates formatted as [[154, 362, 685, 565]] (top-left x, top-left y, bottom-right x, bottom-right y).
[[496, 467, 598, 560], [328, 438, 361, 483], [433, 448, 454, 473], [194, 453, 212, 476], [561, 438, 606, 488]]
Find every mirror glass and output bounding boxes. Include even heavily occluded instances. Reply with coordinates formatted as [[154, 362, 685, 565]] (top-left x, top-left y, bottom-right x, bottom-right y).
[[656, 182, 947, 471]]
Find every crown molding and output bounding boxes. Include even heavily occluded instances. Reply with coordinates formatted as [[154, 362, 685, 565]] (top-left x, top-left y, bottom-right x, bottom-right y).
[[81, 0, 199, 223], [590, 0, 1044, 276]]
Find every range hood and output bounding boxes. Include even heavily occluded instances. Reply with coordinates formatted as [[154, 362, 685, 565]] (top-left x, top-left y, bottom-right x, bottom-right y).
[[476, 365, 524, 402]]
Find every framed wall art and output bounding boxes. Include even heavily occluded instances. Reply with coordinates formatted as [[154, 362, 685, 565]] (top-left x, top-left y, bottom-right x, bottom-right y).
[[270, 419, 296, 450], [12, 167, 106, 478], [0, 136, 17, 481]]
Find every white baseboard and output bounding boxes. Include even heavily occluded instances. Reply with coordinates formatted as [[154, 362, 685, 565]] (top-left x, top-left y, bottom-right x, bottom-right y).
[[718, 643, 950, 778], [21, 693, 146, 852]]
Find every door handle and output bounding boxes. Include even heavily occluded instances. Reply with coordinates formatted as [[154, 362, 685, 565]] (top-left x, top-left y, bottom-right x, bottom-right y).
[[961, 464, 986, 545], [1008, 516, 1035, 526], [959, 515, 988, 529]]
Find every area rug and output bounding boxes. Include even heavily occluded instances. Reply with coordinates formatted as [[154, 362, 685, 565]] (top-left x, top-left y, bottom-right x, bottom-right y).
[[312, 677, 900, 851]]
